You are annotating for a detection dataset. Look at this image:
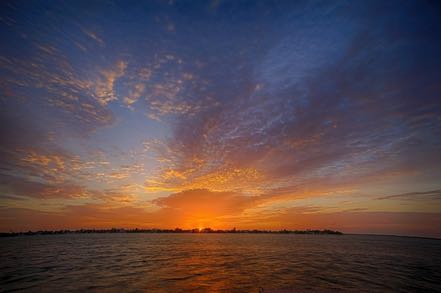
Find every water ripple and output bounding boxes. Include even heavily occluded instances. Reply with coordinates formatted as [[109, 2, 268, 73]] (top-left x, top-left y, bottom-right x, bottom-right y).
[[1, 234, 440, 292]]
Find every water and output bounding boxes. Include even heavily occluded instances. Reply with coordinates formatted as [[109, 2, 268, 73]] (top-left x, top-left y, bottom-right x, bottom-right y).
[[1, 234, 440, 292]]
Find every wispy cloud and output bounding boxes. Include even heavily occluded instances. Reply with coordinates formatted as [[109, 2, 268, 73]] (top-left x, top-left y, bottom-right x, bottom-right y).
[[81, 28, 105, 46], [0, 0, 440, 236], [376, 190, 441, 201], [93, 61, 127, 106]]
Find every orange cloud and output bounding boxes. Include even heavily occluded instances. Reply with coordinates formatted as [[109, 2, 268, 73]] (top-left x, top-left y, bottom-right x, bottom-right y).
[[153, 189, 255, 218], [123, 83, 146, 109], [93, 61, 127, 105]]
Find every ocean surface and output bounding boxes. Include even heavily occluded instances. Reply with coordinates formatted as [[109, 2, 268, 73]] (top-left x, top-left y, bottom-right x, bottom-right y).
[[1, 234, 440, 292]]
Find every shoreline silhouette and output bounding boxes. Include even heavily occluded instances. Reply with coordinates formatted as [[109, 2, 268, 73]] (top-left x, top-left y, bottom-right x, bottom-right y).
[[0, 228, 343, 237]]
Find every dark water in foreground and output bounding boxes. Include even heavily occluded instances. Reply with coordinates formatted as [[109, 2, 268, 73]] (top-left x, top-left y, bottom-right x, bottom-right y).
[[1, 234, 440, 292]]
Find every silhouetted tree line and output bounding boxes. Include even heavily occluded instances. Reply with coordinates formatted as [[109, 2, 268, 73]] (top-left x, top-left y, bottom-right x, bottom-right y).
[[0, 228, 342, 237]]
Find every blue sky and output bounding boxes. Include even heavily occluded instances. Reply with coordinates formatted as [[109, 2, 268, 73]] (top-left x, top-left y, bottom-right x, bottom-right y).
[[0, 0, 440, 236]]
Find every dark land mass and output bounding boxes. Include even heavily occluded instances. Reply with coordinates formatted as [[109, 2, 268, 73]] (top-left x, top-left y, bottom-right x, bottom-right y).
[[0, 228, 343, 237]]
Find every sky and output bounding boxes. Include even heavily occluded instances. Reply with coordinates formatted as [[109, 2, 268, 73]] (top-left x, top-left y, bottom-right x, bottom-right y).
[[0, 0, 440, 237]]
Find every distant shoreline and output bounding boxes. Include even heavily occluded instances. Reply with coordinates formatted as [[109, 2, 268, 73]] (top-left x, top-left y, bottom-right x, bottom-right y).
[[0, 228, 343, 237], [345, 233, 441, 241]]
